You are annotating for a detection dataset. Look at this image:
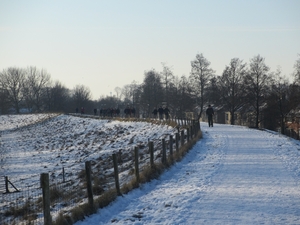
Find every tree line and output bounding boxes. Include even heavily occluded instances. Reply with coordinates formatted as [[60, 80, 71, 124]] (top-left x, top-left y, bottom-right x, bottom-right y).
[[1, 54, 300, 132]]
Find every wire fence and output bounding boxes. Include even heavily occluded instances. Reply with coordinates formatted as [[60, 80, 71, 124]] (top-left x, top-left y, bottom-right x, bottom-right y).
[[1, 117, 199, 225], [1, 183, 43, 224]]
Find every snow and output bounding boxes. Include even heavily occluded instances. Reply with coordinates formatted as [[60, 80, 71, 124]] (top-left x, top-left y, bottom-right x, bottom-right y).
[[74, 123, 300, 225], [0, 114, 175, 188], [1, 114, 300, 224], [1, 114, 176, 224]]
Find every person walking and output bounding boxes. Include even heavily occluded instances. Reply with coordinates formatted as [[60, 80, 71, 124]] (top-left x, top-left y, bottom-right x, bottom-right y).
[[164, 106, 170, 120], [206, 105, 214, 127], [158, 106, 164, 120], [152, 107, 158, 119]]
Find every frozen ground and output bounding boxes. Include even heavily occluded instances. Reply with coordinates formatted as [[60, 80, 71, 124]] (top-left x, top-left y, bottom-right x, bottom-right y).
[[75, 123, 300, 225], [0, 114, 175, 189]]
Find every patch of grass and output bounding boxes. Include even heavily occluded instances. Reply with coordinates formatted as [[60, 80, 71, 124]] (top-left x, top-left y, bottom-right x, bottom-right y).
[[112, 117, 179, 128], [50, 185, 64, 202], [120, 129, 202, 197], [52, 121, 202, 225], [4, 199, 36, 220], [94, 189, 118, 208], [52, 213, 70, 225], [53, 201, 96, 225], [92, 177, 105, 195]]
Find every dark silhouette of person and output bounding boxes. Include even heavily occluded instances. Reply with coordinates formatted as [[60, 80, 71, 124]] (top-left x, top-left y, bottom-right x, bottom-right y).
[[152, 107, 158, 119], [164, 107, 170, 120], [131, 107, 136, 118], [124, 106, 130, 118], [206, 105, 214, 127], [158, 106, 164, 120]]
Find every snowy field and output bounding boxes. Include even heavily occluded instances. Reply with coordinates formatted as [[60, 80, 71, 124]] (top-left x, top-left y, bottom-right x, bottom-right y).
[[0, 114, 175, 192], [74, 123, 300, 225]]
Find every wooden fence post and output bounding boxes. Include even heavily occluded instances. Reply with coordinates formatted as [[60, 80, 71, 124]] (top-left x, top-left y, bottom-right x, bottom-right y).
[[40, 173, 52, 225], [169, 135, 173, 159], [149, 141, 154, 169], [187, 128, 190, 142], [162, 138, 167, 165], [181, 130, 184, 147], [194, 121, 198, 134], [5, 176, 9, 193], [85, 161, 94, 213], [4, 176, 19, 193], [175, 133, 179, 152], [134, 146, 140, 185], [62, 167, 65, 183], [112, 153, 122, 196]]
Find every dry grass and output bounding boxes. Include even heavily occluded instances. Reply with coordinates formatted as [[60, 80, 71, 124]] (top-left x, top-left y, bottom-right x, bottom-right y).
[[50, 185, 64, 202], [53, 213, 70, 225], [46, 119, 202, 225], [5, 128, 201, 225], [52, 128, 202, 225], [109, 117, 179, 128], [94, 189, 118, 208], [3, 198, 40, 225]]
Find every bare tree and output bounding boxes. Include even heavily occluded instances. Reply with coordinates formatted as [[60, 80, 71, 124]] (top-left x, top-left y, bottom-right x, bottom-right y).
[[161, 63, 175, 104], [174, 75, 194, 117], [140, 70, 164, 110], [114, 87, 122, 100], [218, 58, 247, 125], [0, 84, 10, 114], [244, 55, 271, 128], [189, 53, 215, 119], [293, 55, 300, 110], [45, 81, 70, 112], [72, 85, 92, 110], [269, 69, 295, 133], [130, 81, 140, 106], [23, 67, 51, 112], [293, 54, 300, 84], [0, 67, 26, 113], [121, 84, 132, 104], [206, 76, 220, 105]]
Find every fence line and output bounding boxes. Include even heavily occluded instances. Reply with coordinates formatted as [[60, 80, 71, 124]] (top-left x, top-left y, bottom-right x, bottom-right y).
[[1, 117, 200, 225], [1, 183, 43, 224], [283, 128, 300, 140]]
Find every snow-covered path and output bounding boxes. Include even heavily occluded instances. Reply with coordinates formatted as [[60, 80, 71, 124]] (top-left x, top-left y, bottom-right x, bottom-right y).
[[76, 123, 300, 225], [196, 124, 300, 224]]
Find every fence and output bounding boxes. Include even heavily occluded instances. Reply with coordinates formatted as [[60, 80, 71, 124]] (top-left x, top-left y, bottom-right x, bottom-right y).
[[1, 117, 200, 225], [284, 128, 300, 140], [1, 182, 43, 224]]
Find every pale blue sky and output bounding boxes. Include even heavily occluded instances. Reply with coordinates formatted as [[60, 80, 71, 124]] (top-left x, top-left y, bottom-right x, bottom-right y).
[[1, 0, 299, 99]]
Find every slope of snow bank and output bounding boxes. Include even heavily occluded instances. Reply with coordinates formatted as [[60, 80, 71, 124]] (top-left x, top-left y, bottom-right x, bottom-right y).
[[1, 114, 175, 191]]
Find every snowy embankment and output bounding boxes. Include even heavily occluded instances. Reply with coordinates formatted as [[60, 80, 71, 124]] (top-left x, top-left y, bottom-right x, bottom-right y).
[[75, 123, 300, 225], [0, 114, 175, 193]]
